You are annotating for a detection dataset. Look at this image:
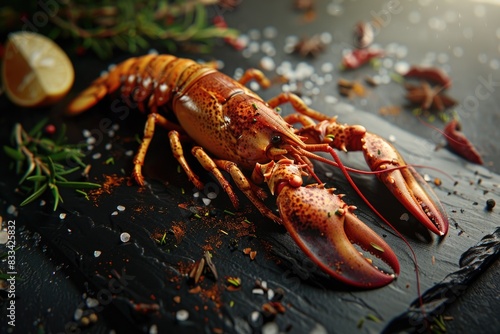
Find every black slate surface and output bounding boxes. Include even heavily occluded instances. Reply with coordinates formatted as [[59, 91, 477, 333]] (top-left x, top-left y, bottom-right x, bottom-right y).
[[1, 1, 500, 333]]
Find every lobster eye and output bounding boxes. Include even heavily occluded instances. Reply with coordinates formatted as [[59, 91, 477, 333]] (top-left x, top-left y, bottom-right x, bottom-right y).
[[271, 135, 282, 144]]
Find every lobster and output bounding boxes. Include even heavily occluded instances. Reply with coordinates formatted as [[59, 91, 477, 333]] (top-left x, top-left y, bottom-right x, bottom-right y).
[[67, 54, 448, 288]]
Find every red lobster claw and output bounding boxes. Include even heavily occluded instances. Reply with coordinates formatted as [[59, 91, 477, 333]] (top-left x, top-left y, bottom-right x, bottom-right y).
[[362, 133, 449, 236], [277, 184, 400, 288]]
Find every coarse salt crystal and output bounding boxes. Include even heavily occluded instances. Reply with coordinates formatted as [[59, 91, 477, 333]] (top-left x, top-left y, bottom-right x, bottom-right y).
[[176, 309, 189, 321], [120, 232, 131, 243]]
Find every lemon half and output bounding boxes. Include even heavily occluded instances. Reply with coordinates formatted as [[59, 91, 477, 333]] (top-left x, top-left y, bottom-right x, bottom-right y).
[[2, 31, 75, 107]]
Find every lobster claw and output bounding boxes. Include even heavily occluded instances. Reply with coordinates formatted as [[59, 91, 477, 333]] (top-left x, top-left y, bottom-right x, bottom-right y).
[[277, 184, 400, 288], [362, 133, 449, 236]]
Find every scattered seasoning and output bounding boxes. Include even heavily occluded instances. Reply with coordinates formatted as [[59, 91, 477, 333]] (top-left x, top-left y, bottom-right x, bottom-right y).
[[378, 105, 401, 116], [337, 78, 366, 98], [117, 205, 126, 211], [434, 178, 442, 186], [59, 213, 67, 220], [353, 21, 374, 49], [94, 250, 102, 258], [120, 232, 131, 243], [204, 251, 219, 280], [105, 157, 115, 165], [292, 35, 326, 58], [189, 258, 206, 284], [188, 285, 202, 294], [252, 288, 265, 295], [249, 250, 257, 260], [294, 0, 315, 12], [366, 314, 381, 323], [226, 277, 242, 291], [224, 209, 235, 215], [173, 296, 181, 304], [432, 255, 436, 265], [243, 247, 252, 255], [176, 309, 189, 321], [486, 199, 495, 211]]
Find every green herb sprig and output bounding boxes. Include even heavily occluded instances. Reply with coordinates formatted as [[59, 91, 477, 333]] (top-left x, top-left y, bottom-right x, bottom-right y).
[[0, 0, 239, 59], [3, 119, 101, 211]]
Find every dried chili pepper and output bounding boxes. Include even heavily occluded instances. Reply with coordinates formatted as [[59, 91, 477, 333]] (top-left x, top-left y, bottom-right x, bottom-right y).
[[212, 16, 244, 50], [341, 48, 384, 70], [404, 66, 452, 89], [443, 119, 483, 164]]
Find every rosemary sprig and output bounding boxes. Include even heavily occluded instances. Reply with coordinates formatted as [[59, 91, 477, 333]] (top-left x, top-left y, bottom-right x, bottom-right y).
[[3, 119, 101, 211], [0, 0, 239, 58]]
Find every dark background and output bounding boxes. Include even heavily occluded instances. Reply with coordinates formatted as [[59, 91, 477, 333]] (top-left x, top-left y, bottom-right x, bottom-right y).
[[1, 1, 499, 333]]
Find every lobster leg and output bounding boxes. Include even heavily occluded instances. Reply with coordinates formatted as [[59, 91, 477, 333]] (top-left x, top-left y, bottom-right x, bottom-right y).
[[237, 68, 271, 88], [191, 147, 240, 209], [267, 92, 331, 122], [132, 113, 186, 186], [215, 159, 282, 223]]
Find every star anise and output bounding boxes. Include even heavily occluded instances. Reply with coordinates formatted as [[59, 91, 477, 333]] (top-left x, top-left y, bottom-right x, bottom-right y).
[[293, 35, 325, 58], [404, 82, 457, 111]]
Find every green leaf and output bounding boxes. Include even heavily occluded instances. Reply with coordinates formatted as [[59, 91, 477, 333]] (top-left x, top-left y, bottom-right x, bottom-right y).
[[48, 150, 72, 161], [55, 181, 101, 189], [57, 166, 81, 176], [20, 182, 48, 207], [54, 123, 67, 145], [3, 146, 25, 161], [47, 157, 56, 184], [50, 184, 62, 211], [26, 175, 48, 182], [28, 118, 49, 137]]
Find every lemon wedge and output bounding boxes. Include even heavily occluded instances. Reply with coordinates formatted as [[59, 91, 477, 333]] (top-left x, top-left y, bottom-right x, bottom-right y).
[[2, 31, 75, 107]]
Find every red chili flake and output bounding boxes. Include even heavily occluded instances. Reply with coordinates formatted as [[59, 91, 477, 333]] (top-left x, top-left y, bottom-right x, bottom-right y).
[[133, 302, 160, 314], [443, 119, 483, 164], [342, 48, 384, 70], [404, 66, 452, 89]]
